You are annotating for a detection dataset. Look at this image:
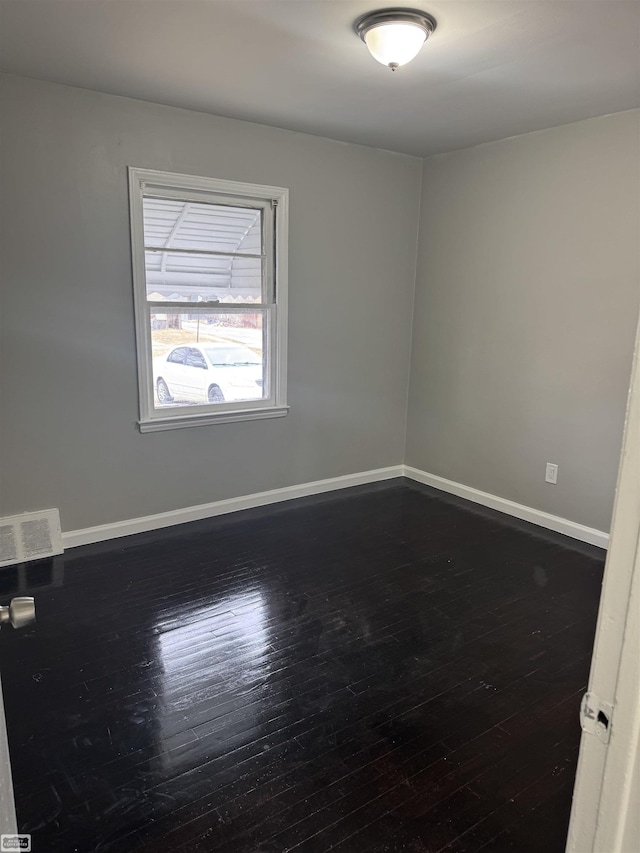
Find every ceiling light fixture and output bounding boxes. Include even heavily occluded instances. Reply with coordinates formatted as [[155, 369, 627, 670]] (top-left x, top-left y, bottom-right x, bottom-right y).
[[355, 8, 436, 71]]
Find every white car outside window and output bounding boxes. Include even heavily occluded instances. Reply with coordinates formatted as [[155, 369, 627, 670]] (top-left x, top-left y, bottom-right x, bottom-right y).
[[154, 344, 264, 405]]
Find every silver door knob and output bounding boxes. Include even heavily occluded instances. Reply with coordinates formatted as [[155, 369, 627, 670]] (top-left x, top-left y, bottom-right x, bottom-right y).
[[0, 597, 36, 629]]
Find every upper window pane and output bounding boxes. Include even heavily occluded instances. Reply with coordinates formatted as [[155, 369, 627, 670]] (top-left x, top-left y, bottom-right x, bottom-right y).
[[143, 199, 262, 255]]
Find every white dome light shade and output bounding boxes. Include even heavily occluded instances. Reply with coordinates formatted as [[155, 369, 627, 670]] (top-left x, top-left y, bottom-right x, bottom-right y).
[[364, 22, 426, 69], [355, 9, 436, 71]]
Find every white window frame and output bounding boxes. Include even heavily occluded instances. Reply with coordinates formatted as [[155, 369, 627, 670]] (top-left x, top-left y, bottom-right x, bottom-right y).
[[128, 167, 288, 432]]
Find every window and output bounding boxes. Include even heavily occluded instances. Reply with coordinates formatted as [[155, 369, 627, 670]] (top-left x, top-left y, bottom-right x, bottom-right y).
[[128, 168, 288, 432]]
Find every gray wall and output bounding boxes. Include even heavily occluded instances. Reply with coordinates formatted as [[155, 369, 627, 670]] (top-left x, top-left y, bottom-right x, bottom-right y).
[[1, 76, 637, 536], [406, 111, 640, 532], [0, 75, 421, 531]]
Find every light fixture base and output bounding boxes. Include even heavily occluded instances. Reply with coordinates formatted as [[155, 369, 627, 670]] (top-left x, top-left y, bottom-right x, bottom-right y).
[[354, 8, 437, 42]]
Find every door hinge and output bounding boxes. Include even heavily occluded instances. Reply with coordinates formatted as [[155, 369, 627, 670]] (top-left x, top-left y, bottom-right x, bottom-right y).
[[580, 692, 613, 745]]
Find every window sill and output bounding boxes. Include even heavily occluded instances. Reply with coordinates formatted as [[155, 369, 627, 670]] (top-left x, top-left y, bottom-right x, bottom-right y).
[[138, 405, 289, 433]]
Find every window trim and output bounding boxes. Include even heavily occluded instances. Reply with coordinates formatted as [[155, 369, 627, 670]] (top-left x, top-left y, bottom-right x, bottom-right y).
[[128, 167, 289, 431]]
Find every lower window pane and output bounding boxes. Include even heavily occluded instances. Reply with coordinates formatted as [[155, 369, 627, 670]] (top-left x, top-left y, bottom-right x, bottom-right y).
[[151, 310, 265, 409]]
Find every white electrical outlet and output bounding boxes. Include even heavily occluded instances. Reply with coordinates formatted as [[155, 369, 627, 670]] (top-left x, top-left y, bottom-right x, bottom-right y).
[[545, 462, 558, 484]]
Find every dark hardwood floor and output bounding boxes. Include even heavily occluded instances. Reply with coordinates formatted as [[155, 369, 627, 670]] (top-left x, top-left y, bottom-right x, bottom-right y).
[[0, 480, 604, 852]]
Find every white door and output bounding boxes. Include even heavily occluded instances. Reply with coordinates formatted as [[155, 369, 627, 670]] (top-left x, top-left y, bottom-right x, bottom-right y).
[[566, 315, 640, 852], [0, 597, 36, 837], [182, 347, 209, 400], [0, 596, 36, 850], [161, 346, 190, 397], [0, 675, 17, 835]]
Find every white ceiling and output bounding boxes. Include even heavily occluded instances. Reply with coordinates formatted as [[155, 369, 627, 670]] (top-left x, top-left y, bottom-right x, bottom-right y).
[[1, 0, 638, 157]]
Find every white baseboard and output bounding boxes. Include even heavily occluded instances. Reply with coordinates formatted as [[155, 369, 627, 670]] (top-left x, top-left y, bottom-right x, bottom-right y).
[[403, 466, 609, 549], [62, 466, 404, 549], [62, 463, 609, 551]]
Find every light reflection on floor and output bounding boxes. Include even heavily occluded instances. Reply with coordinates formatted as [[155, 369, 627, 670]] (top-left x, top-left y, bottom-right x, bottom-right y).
[[156, 589, 271, 771]]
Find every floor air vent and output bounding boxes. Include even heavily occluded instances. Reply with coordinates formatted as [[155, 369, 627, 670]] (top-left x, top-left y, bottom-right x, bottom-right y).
[[0, 509, 63, 567]]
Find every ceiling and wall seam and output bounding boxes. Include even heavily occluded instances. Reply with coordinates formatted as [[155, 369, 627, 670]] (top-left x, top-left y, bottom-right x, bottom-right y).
[[419, 106, 640, 164], [0, 71, 425, 164]]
